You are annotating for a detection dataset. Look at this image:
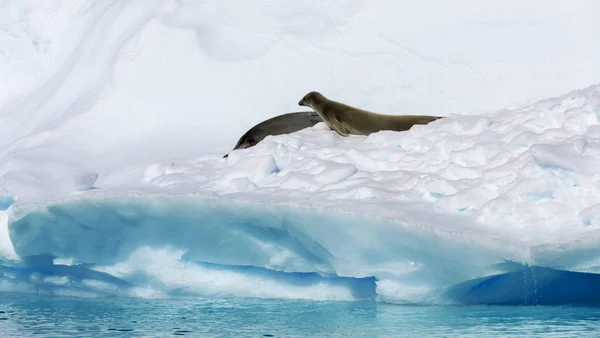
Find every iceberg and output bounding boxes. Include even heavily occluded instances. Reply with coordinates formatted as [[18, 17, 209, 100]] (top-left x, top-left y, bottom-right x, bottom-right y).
[[3, 84, 600, 304], [2, 1, 600, 304]]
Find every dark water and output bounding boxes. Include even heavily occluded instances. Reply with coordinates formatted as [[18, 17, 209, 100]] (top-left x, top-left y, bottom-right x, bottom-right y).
[[1, 293, 600, 337]]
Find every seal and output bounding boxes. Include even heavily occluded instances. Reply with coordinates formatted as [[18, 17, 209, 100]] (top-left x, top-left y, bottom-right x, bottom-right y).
[[298, 91, 443, 136], [224, 111, 323, 158]]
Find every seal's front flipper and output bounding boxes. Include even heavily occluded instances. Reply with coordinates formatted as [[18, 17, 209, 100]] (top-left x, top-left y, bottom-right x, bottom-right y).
[[330, 118, 349, 137]]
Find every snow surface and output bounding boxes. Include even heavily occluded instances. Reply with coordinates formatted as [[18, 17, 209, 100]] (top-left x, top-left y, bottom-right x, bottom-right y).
[[2, 1, 600, 304]]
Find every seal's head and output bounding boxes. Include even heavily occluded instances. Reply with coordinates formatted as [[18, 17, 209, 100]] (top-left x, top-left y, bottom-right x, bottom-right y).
[[298, 91, 326, 108], [234, 135, 257, 150], [223, 134, 257, 158]]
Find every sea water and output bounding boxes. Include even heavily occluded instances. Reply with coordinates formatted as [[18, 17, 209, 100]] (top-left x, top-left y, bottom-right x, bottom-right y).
[[1, 293, 600, 337]]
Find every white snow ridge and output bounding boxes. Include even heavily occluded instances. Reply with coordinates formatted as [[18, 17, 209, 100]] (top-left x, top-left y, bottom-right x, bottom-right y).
[[2, 1, 600, 305]]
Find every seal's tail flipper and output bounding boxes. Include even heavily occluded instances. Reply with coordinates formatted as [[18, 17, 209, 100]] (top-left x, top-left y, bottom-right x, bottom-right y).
[[422, 116, 444, 123]]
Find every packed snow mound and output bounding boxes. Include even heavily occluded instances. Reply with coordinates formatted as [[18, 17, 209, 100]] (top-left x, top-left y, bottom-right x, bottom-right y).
[[145, 84, 600, 249]]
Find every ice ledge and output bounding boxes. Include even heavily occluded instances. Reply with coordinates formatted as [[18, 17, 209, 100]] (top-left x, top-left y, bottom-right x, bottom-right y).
[[7, 191, 600, 304], [6, 192, 523, 288]]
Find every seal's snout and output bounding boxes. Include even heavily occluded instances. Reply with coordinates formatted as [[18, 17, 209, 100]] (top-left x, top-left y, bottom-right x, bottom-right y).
[[298, 99, 305, 106]]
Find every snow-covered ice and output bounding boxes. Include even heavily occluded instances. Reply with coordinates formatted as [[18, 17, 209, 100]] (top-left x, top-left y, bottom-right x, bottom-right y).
[[2, 1, 600, 304]]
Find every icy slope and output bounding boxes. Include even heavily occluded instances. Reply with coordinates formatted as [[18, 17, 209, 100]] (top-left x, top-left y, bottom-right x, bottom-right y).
[[93, 84, 600, 250]]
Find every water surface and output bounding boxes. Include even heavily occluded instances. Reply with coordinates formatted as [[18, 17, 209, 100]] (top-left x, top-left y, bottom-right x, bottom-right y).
[[1, 293, 600, 337]]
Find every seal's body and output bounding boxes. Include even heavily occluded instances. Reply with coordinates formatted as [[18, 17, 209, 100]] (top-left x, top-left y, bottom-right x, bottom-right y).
[[298, 91, 442, 136], [224, 111, 322, 157]]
